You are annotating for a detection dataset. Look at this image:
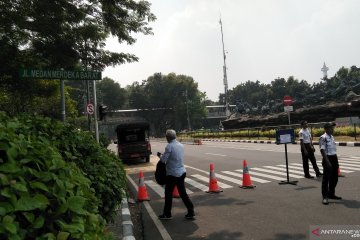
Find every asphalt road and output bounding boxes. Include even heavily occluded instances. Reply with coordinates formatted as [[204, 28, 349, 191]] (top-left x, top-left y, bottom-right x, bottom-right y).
[[118, 141, 360, 240]]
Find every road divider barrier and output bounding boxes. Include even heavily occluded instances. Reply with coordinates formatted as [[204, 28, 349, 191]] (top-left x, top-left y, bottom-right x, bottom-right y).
[[137, 171, 150, 201], [206, 163, 223, 193], [240, 160, 256, 189]]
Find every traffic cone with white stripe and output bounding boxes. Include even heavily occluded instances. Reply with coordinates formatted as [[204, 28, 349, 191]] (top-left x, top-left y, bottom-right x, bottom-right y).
[[206, 163, 222, 193], [338, 167, 345, 177], [240, 160, 256, 189], [137, 171, 150, 201], [173, 186, 180, 198]]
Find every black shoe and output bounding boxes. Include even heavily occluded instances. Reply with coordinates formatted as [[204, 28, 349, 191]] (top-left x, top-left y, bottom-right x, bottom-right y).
[[316, 173, 323, 177], [158, 214, 172, 220], [185, 213, 196, 220], [305, 175, 314, 179], [328, 195, 342, 200], [322, 198, 329, 205]]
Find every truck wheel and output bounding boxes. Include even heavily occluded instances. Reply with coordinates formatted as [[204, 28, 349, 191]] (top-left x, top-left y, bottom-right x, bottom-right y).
[[145, 156, 150, 162]]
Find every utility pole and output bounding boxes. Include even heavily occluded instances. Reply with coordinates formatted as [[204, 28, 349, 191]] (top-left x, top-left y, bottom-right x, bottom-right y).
[[60, 68, 65, 122], [185, 90, 191, 131], [220, 17, 230, 118], [93, 80, 99, 143]]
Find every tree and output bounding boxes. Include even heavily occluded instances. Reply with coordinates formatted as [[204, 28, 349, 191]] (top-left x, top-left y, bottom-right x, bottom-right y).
[[270, 77, 287, 100], [127, 73, 207, 135], [97, 77, 126, 110], [0, 0, 156, 117], [228, 80, 270, 106]]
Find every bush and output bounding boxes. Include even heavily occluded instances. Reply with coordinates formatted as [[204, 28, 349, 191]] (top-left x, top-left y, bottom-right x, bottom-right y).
[[0, 113, 111, 239], [13, 114, 127, 223]]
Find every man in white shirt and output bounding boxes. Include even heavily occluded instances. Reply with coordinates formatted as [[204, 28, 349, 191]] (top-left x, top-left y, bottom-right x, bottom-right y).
[[299, 121, 322, 178], [158, 129, 195, 220], [319, 122, 342, 205]]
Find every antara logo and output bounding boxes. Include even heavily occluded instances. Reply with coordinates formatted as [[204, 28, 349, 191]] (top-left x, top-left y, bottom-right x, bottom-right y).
[[312, 227, 321, 237]]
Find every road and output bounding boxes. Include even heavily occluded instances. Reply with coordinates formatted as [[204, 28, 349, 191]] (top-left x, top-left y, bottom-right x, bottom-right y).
[[116, 141, 360, 240]]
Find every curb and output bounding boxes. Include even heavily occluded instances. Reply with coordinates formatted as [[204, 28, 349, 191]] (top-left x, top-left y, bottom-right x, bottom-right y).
[[121, 198, 135, 240], [202, 139, 360, 147]]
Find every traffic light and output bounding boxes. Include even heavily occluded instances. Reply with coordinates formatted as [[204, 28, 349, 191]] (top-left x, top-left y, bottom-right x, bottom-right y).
[[98, 105, 108, 121]]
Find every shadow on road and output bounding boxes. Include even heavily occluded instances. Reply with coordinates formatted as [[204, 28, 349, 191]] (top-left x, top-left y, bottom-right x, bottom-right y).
[[191, 194, 254, 207], [265, 233, 307, 240], [189, 230, 244, 240], [338, 199, 360, 209]]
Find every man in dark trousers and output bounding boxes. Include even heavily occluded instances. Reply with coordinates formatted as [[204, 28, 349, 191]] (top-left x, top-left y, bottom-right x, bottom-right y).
[[299, 120, 322, 178], [319, 122, 342, 205], [158, 129, 195, 220]]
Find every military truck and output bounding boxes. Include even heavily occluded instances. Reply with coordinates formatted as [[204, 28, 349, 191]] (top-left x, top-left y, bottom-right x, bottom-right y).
[[115, 118, 152, 162]]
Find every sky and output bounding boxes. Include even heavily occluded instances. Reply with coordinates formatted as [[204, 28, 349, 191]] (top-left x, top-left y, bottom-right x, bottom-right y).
[[103, 0, 360, 101]]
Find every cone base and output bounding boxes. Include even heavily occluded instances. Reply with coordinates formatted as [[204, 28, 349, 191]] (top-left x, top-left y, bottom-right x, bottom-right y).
[[206, 189, 223, 193], [138, 198, 150, 202], [240, 185, 256, 189]]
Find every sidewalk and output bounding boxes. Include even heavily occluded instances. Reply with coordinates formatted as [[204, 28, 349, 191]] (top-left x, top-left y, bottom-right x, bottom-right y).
[[107, 197, 137, 240]]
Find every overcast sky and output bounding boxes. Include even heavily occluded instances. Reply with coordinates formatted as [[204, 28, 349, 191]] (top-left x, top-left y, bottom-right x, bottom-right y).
[[103, 0, 360, 101]]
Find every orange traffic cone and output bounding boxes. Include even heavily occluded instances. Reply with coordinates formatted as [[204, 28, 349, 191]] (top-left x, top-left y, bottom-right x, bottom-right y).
[[338, 167, 345, 177], [240, 160, 256, 189], [173, 186, 180, 198], [137, 171, 150, 201], [206, 163, 222, 193]]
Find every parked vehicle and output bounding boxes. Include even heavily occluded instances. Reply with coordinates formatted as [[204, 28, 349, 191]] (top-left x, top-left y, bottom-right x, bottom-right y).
[[115, 118, 152, 162]]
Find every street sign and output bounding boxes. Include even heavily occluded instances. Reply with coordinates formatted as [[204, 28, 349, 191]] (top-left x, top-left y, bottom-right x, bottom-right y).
[[284, 106, 293, 112], [19, 69, 102, 80], [276, 129, 295, 144], [87, 103, 94, 115], [283, 95, 293, 106]]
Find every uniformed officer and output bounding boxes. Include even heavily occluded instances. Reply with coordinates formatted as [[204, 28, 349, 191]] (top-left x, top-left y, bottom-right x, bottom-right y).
[[299, 120, 322, 178], [319, 122, 342, 205]]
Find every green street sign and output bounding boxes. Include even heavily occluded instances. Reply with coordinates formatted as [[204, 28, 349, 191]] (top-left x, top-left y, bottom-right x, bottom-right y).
[[19, 69, 102, 80]]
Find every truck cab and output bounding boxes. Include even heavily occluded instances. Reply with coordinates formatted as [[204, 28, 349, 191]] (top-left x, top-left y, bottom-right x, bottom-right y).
[[115, 119, 152, 162]]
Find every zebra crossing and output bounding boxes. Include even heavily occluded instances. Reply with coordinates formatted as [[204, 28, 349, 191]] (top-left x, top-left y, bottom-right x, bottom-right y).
[[143, 156, 360, 198]]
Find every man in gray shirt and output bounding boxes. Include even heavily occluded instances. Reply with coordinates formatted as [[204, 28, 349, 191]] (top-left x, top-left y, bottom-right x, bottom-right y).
[[158, 129, 195, 220]]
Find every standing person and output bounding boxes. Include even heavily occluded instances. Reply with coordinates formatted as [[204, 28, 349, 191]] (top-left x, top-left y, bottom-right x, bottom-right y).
[[299, 120, 322, 178], [319, 122, 342, 205], [158, 129, 195, 220]]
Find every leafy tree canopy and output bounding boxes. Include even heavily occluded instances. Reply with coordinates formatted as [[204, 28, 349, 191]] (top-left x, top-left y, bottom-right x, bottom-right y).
[[127, 73, 207, 134], [0, 0, 156, 117], [97, 77, 126, 110]]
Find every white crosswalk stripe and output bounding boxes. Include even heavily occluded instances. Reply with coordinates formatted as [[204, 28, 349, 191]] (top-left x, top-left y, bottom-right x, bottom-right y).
[[142, 156, 360, 198], [213, 172, 246, 185], [293, 162, 355, 173], [339, 159, 360, 164], [185, 178, 208, 191], [144, 180, 165, 198], [278, 164, 353, 174], [251, 167, 304, 178], [264, 166, 305, 175], [222, 170, 271, 183], [235, 169, 285, 182], [191, 174, 232, 189], [315, 161, 360, 171]]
